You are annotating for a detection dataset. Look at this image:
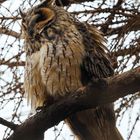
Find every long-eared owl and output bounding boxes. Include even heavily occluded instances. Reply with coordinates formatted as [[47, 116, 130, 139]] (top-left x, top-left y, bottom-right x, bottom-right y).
[[21, 0, 123, 139]]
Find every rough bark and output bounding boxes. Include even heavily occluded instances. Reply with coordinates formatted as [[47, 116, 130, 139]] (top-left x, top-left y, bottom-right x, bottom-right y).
[[4, 67, 140, 140]]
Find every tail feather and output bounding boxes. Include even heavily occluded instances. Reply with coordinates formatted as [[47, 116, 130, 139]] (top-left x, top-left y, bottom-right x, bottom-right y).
[[65, 104, 123, 140]]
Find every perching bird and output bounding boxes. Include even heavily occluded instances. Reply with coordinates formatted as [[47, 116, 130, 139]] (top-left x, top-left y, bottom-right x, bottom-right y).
[[21, 0, 123, 139]]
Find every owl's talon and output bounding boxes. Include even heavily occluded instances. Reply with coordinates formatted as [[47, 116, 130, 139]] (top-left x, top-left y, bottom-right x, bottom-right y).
[[77, 86, 86, 94], [36, 106, 43, 112]]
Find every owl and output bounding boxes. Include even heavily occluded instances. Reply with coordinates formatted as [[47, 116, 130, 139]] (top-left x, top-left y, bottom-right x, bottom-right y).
[[21, 0, 123, 139]]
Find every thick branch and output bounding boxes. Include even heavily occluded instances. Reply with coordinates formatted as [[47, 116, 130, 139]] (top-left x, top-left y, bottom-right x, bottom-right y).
[[7, 67, 140, 140], [0, 117, 18, 130], [0, 0, 7, 4]]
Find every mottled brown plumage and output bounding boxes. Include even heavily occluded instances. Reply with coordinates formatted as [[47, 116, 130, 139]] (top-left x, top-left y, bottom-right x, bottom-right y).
[[22, 0, 123, 139]]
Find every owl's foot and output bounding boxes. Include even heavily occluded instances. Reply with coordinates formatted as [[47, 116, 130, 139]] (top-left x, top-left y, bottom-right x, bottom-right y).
[[36, 106, 44, 111], [76, 86, 86, 94], [36, 96, 55, 111], [43, 96, 55, 107], [36, 103, 53, 112]]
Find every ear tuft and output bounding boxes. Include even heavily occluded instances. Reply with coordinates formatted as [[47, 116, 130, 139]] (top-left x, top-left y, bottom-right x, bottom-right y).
[[19, 8, 26, 19]]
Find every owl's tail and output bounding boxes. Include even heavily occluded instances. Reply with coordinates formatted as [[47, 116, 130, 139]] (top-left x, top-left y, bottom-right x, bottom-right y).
[[65, 104, 123, 140]]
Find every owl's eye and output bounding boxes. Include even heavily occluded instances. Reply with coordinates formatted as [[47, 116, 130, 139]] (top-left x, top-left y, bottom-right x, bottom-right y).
[[34, 9, 47, 23], [27, 7, 56, 36]]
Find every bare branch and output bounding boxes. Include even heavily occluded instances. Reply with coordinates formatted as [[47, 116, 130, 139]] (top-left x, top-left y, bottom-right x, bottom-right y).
[[0, 0, 7, 4], [0, 117, 18, 130], [0, 27, 20, 38], [8, 67, 140, 140], [106, 15, 140, 35], [0, 16, 21, 20], [56, 0, 95, 6], [0, 51, 25, 67], [111, 44, 140, 57], [40, 0, 94, 6], [0, 61, 25, 67]]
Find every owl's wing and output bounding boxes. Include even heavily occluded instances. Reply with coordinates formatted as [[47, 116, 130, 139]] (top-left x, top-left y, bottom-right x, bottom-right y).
[[75, 22, 114, 85], [66, 22, 123, 140]]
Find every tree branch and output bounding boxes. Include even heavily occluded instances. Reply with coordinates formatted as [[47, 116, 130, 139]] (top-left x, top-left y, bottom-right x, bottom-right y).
[[0, 27, 20, 38], [0, 117, 18, 130], [111, 44, 140, 57], [106, 15, 140, 35], [6, 67, 140, 140], [0, 16, 21, 20], [0, 0, 7, 4], [0, 61, 25, 67], [47, 0, 95, 6]]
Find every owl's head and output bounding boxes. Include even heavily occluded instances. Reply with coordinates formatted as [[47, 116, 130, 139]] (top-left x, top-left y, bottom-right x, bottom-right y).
[[20, 0, 57, 38]]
